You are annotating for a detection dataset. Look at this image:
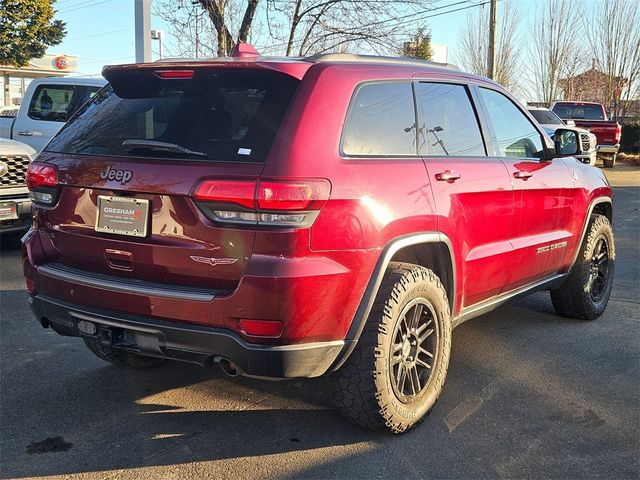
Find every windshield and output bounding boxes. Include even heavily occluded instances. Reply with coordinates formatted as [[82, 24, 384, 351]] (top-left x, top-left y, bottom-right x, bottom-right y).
[[46, 70, 300, 163], [529, 109, 562, 125], [552, 104, 604, 120]]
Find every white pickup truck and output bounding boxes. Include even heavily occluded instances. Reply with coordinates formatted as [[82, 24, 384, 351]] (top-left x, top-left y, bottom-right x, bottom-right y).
[[0, 76, 105, 152]]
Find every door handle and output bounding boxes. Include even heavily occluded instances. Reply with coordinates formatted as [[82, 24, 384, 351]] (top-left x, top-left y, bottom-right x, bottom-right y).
[[514, 170, 533, 180], [435, 170, 461, 183], [16, 131, 34, 136]]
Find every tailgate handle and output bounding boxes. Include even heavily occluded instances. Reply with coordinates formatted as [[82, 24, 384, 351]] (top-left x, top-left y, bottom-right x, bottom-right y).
[[105, 249, 134, 271]]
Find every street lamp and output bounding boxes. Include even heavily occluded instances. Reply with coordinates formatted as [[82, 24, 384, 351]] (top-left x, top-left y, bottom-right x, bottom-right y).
[[151, 30, 164, 60]]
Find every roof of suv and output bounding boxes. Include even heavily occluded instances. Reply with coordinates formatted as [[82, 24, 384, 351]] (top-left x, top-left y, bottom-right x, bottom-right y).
[[103, 48, 469, 83]]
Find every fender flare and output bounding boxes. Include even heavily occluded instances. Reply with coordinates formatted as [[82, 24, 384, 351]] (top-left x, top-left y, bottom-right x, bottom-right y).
[[329, 232, 456, 371], [568, 196, 613, 270]]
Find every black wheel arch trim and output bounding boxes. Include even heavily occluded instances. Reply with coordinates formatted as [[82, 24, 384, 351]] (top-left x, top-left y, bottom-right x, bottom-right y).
[[569, 196, 613, 271], [330, 232, 456, 371]]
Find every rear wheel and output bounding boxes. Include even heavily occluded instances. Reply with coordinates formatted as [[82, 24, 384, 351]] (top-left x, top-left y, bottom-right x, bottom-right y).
[[83, 338, 168, 369], [550, 214, 615, 320], [333, 263, 451, 433], [602, 154, 616, 168]]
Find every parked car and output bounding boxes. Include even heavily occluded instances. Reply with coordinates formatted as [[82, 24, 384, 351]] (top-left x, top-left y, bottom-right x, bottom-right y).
[[23, 48, 615, 433], [0, 138, 36, 233], [0, 77, 106, 152], [551, 101, 621, 167], [527, 107, 597, 165]]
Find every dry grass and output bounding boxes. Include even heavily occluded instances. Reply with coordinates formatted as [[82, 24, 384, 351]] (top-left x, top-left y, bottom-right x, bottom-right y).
[[618, 153, 640, 167]]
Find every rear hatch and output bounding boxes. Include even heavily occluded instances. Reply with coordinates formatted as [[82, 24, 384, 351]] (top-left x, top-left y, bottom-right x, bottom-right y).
[[34, 64, 303, 291]]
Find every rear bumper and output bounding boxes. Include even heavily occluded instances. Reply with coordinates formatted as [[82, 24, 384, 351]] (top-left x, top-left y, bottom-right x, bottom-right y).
[[29, 294, 346, 379], [597, 144, 619, 154]]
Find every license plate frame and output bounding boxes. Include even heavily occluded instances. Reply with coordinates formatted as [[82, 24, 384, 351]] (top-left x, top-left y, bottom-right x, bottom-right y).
[[0, 201, 18, 221], [95, 195, 150, 238]]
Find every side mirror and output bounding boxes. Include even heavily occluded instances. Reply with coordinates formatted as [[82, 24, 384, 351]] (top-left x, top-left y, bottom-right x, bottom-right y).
[[554, 128, 583, 157]]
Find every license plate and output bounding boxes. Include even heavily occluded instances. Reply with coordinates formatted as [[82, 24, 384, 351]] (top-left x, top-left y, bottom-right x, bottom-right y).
[[0, 202, 18, 221], [95, 196, 149, 237]]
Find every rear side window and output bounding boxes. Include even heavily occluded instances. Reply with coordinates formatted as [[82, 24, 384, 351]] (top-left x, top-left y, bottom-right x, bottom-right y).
[[342, 82, 417, 156], [479, 88, 544, 159], [416, 83, 486, 156], [46, 70, 299, 163], [28, 84, 100, 122]]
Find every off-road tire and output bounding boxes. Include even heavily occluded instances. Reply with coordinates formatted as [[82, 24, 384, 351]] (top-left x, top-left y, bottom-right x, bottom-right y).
[[83, 338, 168, 369], [333, 263, 451, 433], [550, 214, 615, 320], [602, 154, 616, 168]]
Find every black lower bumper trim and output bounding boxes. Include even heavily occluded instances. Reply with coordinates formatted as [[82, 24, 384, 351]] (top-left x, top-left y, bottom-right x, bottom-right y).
[[30, 295, 347, 379]]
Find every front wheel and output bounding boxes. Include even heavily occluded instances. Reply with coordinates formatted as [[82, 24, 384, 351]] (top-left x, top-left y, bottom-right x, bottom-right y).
[[333, 263, 451, 433], [550, 214, 615, 320]]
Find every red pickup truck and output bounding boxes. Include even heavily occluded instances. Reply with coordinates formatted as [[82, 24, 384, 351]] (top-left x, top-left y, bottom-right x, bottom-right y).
[[551, 101, 621, 167]]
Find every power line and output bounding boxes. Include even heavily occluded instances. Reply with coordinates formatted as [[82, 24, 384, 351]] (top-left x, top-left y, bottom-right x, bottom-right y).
[[64, 28, 133, 42], [258, 0, 497, 55]]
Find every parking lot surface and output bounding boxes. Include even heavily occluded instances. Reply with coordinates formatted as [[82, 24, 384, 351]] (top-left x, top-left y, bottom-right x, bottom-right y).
[[1, 169, 638, 479]]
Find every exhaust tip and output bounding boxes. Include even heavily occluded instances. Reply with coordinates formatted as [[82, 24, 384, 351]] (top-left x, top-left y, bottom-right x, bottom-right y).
[[216, 357, 238, 377]]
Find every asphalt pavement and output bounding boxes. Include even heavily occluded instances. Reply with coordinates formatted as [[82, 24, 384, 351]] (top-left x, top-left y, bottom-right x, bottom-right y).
[[1, 168, 638, 479]]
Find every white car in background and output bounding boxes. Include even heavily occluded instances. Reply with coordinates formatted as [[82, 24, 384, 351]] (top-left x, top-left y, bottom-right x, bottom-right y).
[[528, 106, 598, 166], [0, 138, 36, 234], [0, 77, 106, 152]]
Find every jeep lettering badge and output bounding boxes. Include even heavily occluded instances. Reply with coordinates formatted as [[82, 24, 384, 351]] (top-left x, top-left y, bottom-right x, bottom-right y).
[[100, 166, 133, 185]]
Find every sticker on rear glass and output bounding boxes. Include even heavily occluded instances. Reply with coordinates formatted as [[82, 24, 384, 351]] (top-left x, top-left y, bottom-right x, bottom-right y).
[[238, 148, 252, 156]]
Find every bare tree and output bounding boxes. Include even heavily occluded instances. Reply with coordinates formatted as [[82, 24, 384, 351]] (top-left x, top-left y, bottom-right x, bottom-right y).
[[157, 0, 438, 59], [528, 0, 585, 104], [585, 0, 640, 120], [455, 0, 521, 90], [153, 0, 260, 57], [260, 1, 431, 57]]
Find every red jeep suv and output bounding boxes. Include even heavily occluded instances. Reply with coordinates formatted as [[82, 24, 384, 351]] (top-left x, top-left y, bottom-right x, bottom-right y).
[[23, 49, 615, 433]]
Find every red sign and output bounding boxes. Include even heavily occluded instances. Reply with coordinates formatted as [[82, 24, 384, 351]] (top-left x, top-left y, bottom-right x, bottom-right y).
[[54, 56, 69, 70]]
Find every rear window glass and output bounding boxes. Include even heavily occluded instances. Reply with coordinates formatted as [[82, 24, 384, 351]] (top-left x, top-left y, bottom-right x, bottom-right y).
[[552, 104, 604, 120], [342, 82, 417, 156], [28, 84, 100, 122], [46, 70, 299, 163]]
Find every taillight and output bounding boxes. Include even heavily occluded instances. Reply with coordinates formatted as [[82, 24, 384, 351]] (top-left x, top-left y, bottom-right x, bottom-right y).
[[26, 163, 59, 205], [614, 124, 622, 144], [193, 178, 331, 227]]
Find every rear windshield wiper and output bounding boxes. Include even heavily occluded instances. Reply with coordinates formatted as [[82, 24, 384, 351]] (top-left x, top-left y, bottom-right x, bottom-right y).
[[122, 139, 207, 158]]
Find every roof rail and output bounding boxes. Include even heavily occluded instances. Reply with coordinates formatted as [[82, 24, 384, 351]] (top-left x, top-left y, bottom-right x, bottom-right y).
[[303, 53, 459, 70]]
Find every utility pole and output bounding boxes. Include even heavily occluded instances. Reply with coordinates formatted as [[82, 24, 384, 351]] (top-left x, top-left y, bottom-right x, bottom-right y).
[[134, 0, 152, 63], [487, 0, 497, 79]]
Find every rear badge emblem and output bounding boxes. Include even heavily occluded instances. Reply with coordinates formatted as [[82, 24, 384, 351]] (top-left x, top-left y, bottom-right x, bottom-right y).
[[100, 166, 133, 184], [190, 256, 238, 267]]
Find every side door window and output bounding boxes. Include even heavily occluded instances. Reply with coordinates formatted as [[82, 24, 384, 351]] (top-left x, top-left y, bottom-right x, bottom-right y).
[[416, 82, 486, 157], [341, 82, 417, 156], [478, 87, 544, 159]]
